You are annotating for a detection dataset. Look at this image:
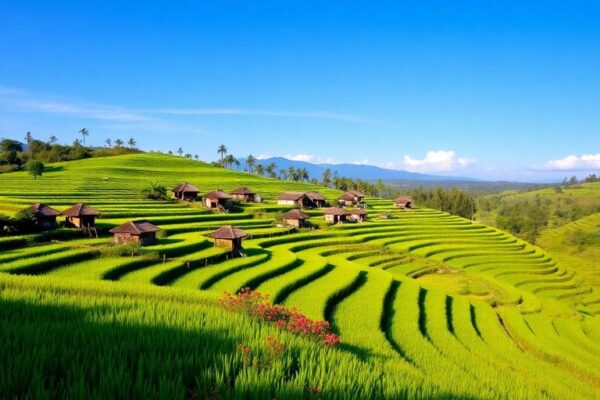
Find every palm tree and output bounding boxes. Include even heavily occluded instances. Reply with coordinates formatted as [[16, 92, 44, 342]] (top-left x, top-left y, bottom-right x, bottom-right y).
[[287, 166, 296, 181], [48, 135, 58, 145], [265, 162, 277, 179], [73, 139, 82, 147], [79, 128, 89, 147], [127, 137, 136, 148], [105, 138, 112, 147], [223, 154, 237, 169], [217, 144, 228, 165], [254, 164, 264, 176], [177, 147, 184, 156], [115, 138, 124, 147], [24, 131, 33, 157], [246, 154, 256, 174]]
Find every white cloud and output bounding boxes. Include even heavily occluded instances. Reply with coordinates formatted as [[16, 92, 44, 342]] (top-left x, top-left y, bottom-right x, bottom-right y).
[[544, 154, 600, 171], [283, 154, 335, 164], [0, 86, 148, 122], [256, 152, 272, 160], [458, 157, 476, 167], [400, 150, 475, 173]]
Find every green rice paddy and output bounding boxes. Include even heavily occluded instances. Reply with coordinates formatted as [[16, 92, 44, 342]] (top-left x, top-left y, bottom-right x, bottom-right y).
[[0, 153, 599, 399]]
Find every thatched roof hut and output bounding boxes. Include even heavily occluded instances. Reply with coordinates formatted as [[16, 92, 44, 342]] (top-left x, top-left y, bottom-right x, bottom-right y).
[[231, 187, 257, 202], [172, 182, 200, 202], [347, 208, 367, 222], [207, 225, 248, 252], [394, 196, 414, 209], [30, 203, 61, 229], [323, 207, 347, 224], [282, 209, 309, 228], [339, 191, 365, 206], [62, 203, 101, 229], [109, 220, 160, 246], [203, 190, 233, 209], [278, 191, 326, 208]]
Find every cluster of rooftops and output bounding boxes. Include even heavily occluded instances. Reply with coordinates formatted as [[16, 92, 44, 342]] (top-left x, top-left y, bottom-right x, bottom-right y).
[[22, 184, 414, 255]]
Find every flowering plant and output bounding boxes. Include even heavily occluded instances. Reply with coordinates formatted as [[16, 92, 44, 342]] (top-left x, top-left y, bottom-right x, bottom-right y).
[[221, 288, 340, 347]]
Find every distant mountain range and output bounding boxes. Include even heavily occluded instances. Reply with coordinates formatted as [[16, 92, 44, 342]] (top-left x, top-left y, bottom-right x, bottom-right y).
[[237, 157, 479, 182]]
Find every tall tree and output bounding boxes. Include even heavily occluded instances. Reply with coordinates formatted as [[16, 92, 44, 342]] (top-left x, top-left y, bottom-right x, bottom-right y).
[[115, 138, 124, 147], [48, 135, 58, 145], [105, 138, 112, 147], [79, 128, 89, 147], [194, 154, 199, 160], [25, 160, 44, 180], [246, 154, 256, 174], [177, 147, 184, 156], [24, 131, 33, 158], [265, 162, 278, 179], [321, 169, 332, 187], [217, 144, 228, 165], [127, 137, 137, 148], [254, 164, 264, 176]]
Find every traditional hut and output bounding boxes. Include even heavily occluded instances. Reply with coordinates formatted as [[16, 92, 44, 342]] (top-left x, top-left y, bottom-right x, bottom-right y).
[[324, 207, 347, 224], [282, 209, 309, 228], [305, 192, 327, 208], [30, 203, 61, 229], [394, 196, 414, 209], [278, 191, 326, 208], [207, 225, 248, 252], [231, 187, 257, 202], [278, 192, 309, 207], [347, 208, 367, 223], [172, 182, 200, 202], [203, 190, 232, 209], [62, 203, 101, 229], [338, 191, 365, 207], [109, 220, 160, 246]]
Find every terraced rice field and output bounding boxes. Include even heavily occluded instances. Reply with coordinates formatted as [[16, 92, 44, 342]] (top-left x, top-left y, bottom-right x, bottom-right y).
[[1, 153, 599, 399]]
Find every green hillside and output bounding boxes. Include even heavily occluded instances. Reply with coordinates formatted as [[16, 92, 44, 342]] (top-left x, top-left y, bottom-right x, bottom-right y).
[[1, 153, 599, 399]]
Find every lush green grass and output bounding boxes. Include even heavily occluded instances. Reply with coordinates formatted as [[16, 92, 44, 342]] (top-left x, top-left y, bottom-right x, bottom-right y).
[[0, 153, 599, 399]]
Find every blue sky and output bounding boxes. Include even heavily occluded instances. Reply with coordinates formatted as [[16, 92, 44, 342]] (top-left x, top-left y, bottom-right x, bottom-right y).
[[1, 1, 599, 182]]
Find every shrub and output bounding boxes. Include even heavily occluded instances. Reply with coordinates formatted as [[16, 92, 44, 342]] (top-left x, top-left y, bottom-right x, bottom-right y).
[[220, 288, 340, 347], [141, 181, 169, 200]]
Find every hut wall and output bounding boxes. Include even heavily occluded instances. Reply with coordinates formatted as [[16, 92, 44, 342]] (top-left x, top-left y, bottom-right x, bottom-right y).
[[37, 216, 57, 230], [66, 216, 96, 228], [284, 218, 302, 228]]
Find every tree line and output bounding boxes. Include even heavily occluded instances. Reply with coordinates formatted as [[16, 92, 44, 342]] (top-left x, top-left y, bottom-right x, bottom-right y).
[[0, 130, 139, 178]]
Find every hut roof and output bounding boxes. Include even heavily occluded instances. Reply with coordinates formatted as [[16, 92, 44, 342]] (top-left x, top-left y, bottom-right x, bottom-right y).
[[31, 203, 61, 217], [231, 187, 255, 195], [282, 209, 309, 220], [62, 203, 101, 217], [109, 220, 160, 235], [172, 182, 200, 193], [348, 208, 367, 215], [394, 196, 414, 205], [204, 190, 233, 200], [207, 225, 248, 240], [323, 207, 347, 216], [306, 191, 326, 201], [278, 192, 307, 201], [339, 191, 365, 201]]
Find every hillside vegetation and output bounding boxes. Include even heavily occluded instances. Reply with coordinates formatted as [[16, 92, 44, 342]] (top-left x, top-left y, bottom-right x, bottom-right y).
[[0, 153, 599, 399]]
